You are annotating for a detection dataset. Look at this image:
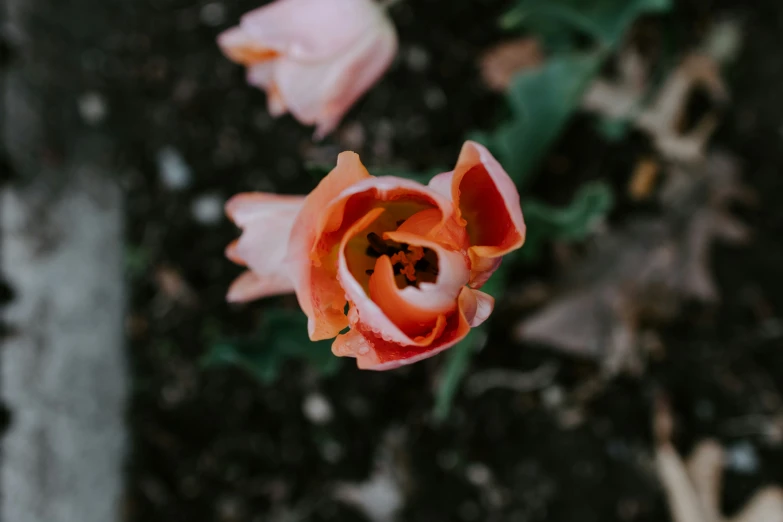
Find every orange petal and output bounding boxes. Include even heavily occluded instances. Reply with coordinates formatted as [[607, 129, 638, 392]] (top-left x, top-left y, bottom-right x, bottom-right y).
[[291, 164, 456, 342], [395, 208, 470, 251], [382, 230, 470, 315], [368, 256, 448, 337], [224, 193, 305, 301], [288, 152, 371, 340], [239, 0, 387, 62], [430, 141, 526, 286], [331, 286, 480, 371]]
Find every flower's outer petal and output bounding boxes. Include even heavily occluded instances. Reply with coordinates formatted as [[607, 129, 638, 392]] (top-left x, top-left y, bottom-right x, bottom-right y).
[[247, 63, 288, 117], [267, 86, 287, 117], [441, 141, 526, 286], [225, 239, 244, 266], [217, 26, 280, 66], [459, 288, 495, 327], [274, 16, 397, 139], [331, 286, 481, 370], [227, 270, 293, 303], [427, 171, 453, 198], [225, 193, 305, 301], [226, 192, 304, 227], [311, 20, 397, 139], [288, 152, 372, 340], [239, 0, 386, 61], [467, 257, 502, 289], [246, 62, 274, 89]]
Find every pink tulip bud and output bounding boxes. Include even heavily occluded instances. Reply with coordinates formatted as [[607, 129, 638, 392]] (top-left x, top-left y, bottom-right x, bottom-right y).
[[218, 0, 398, 139]]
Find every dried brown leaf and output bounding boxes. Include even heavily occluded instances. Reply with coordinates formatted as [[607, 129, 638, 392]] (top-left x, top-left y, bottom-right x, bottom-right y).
[[516, 153, 750, 374], [635, 54, 728, 163], [730, 488, 783, 522], [479, 38, 543, 92], [154, 265, 198, 307], [655, 401, 783, 522], [628, 158, 660, 200], [583, 30, 733, 163], [582, 49, 647, 119], [686, 441, 725, 522]]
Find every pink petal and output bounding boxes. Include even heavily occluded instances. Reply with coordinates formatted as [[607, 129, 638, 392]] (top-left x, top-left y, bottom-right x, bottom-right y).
[[226, 192, 303, 226], [227, 270, 293, 303], [225, 193, 305, 301], [238, 0, 387, 61], [274, 17, 397, 138], [427, 171, 453, 198], [247, 63, 288, 117], [459, 288, 495, 327]]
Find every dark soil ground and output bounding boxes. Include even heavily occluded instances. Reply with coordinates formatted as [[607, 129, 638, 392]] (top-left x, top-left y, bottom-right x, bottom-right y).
[[120, 0, 783, 521]]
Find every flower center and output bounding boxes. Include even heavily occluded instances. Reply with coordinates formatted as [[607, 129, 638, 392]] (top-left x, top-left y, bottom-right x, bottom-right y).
[[364, 232, 438, 288]]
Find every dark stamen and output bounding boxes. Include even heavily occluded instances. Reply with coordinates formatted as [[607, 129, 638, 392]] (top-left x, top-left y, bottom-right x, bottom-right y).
[[367, 233, 387, 253], [396, 219, 405, 227], [414, 259, 430, 272], [365, 246, 381, 258], [365, 269, 374, 275]]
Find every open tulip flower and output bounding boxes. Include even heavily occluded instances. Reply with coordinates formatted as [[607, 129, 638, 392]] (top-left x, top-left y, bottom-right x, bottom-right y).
[[226, 141, 526, 370], [217, 0, 397, 139]]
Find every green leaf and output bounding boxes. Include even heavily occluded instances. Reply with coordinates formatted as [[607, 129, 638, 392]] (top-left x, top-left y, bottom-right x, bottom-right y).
[[506, 0, 672, 47], [487, 52, 605, 188], [202, 308, 341, 384], [521, 180, 614, 259], [432, 329, 484, 424], [432, 265, 509, 423], [594, 116, 631, 142], [305, 162, 333, 181]]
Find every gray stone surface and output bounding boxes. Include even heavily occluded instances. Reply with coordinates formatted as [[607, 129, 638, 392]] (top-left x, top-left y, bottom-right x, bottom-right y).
[[2, 0, 129, 517], [1, 177, 127, 522]]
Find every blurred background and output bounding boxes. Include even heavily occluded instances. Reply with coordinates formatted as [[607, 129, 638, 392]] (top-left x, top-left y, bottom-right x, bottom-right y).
[[2, 0, 783, 521]]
